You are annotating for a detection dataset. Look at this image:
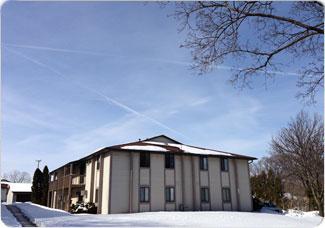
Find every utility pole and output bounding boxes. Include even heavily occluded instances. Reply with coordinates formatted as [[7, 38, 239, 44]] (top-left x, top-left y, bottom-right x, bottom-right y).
[[35, 160, 42, 169]]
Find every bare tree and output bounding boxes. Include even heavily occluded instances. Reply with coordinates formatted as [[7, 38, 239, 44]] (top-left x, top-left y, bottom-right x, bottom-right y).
[[172, 1, 324, 102], [270, 111, 324, 216], [3, 170, 31, 183]]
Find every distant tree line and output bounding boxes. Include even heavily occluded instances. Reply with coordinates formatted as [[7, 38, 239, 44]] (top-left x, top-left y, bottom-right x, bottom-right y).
[[31, 166, 49, 206], [2, 170, 31, 183], [250, 111, 324, 216]]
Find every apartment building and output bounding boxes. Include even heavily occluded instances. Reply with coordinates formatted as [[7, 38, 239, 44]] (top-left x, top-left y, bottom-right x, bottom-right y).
[[48, 135, 256, 214]]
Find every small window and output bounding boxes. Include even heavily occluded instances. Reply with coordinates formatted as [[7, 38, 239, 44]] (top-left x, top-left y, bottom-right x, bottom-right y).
[[54, 173, 58, 180], [95, 188, 99, 203], [221, 158, 229, 171], [140, 186, 150, 203], [222, 187, 231, 203], [140, 152, 150, 168], [96, 157, 100, 170], [200, 187, 209, 203], [165, 187, 175, 202], [200, 156, 208, 170], [165, 153, 175, 169]]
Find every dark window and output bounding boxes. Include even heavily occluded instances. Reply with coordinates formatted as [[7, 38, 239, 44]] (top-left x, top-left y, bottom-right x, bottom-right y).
[[165, 153, 175, 169], [200, 156, 208, 170], [96, 157, 100, 170], [79, 163, 86, 175], [221, 158, 229, 171], [200, 187, 209, 203], [95, 188, 99, 203], [140, 186, 150, 203], [222, 187, 231, 203], [140, 152, 150, 168], [165, 187, 175, 202]]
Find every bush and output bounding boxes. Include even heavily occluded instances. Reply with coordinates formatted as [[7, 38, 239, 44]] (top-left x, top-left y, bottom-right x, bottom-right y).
[[69, 202, 97, 214]]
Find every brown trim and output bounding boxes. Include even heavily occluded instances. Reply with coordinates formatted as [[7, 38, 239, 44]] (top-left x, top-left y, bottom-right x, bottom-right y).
[[164, 159, 166, 211], [181, 155, 185, 210], [129, 152, 133, 213], [108, 154, 113, 214], [97, 154, 104, 214], [234, 159, 241, 211], [149, 153, 151, 211], [67, 164, 73, 211], [138, 153, 140, 212], [228, 162, 233, 211], [89, 158, 95, 202], [173, 159, 176, 211], [191, 156, 196, 210], [199, 162, 202, 211], [219, 158, 224, 211], [207, 156, 211, 211]]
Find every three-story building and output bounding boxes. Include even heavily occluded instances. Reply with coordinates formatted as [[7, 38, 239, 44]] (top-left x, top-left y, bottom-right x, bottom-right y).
[[48, 135, 256, 214]]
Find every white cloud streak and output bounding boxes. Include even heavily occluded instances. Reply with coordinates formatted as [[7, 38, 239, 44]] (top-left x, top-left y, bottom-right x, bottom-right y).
[[3, 43, 301, 76], [4, 47, 187, 138]]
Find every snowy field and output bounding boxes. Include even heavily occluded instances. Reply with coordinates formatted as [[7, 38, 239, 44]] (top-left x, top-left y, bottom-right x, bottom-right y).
[[1, 204, 21, 227], [2, 202, 323, 227]]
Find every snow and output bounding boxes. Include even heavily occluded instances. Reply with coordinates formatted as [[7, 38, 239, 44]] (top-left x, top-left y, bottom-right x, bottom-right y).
[[121, 145, 168, 152], [144, 141, 233, 156], [2, 182, 32, 192], [1, 204, 21, 227], [13, 202, 323, 227]]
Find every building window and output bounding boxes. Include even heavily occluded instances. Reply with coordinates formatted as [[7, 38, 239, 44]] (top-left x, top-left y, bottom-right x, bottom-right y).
[[140, 152, 150, 168], [140, 186, 150, 203], [221, 158, 229, 171], [200, 187, 209, 203], [222, 187, 231, 203], [165, 187, 175, 202], [200, 156, 208, 170], [96, 157, 100, 170], [165, 153, 175, 169], [95, 188, 99, 203]]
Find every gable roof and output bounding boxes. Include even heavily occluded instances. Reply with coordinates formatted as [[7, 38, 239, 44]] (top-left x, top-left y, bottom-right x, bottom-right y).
[[143, 135, 182, 144], [50, 135, 256, 173]]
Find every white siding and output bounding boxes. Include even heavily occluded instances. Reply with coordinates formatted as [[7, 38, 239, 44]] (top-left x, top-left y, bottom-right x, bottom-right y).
[[110, 152, 130, 213], [237, 159, 253, 211], [101, 154, 111, 214], [209, 157, 222, 210], [84, 160, 92, 202], [150, 153, 164, 211]]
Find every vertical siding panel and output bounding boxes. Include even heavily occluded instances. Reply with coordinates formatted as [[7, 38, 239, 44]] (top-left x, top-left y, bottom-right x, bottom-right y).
[[150, 153, 164, 211], [175, 155, 182, 211]]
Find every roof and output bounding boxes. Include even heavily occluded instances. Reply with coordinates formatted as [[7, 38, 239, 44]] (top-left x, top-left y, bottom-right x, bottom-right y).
[[50, 135, 256, 173], [1, 182, 32, 192]]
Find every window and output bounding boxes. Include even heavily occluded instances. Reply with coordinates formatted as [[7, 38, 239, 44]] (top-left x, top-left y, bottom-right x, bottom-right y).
[[140, 152, 150, 168], [140, 186, 150, 203], [95, 188, 99, 203], [222, 187, 231, 203], [165, 187, 175, 202], [200, 156, 208, 170], [96, 156, 100, 170], [165, 153, 175, 169], [200, 187, 209, 203], [221, 158, 229, 171]]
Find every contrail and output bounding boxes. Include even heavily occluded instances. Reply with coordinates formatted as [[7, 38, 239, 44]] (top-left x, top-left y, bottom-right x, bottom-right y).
[[3, 43, 301, 76], [4, 47, 187, 138], [3, 43, 191, 66]]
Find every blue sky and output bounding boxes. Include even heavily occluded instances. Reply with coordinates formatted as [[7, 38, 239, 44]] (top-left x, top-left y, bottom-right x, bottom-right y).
[[2, 2, 323, 176]]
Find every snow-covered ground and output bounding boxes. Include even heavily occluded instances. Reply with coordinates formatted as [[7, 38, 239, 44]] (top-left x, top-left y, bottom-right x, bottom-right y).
[[1, 204, 21, 227], [13, 202, 323, 227]]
